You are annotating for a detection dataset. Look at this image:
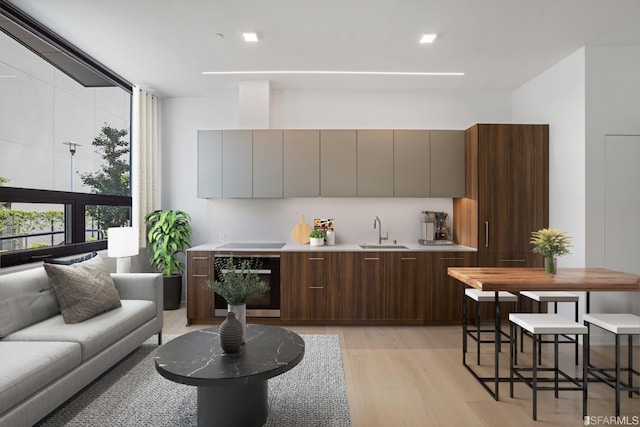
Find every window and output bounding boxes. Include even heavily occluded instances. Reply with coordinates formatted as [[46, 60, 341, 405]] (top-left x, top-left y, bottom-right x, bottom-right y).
[[0, 3, 133, 268]]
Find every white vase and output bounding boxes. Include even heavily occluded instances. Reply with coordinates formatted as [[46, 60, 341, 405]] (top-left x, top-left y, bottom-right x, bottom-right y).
[[310, 237, 324, 246], [227, 303, 246, 343]]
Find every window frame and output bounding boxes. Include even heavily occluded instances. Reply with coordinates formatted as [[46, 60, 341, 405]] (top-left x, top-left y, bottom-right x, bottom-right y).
[[0, 187, 131, 268]]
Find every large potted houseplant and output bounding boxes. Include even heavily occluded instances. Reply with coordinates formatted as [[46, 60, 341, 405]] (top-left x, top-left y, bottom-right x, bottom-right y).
[[530, 228, 572, 275], [145, 209, 192, 309], [206, 257, 269, 342]]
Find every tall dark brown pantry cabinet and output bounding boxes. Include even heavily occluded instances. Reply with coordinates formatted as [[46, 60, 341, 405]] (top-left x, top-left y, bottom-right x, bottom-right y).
[[454, 124, 549, 267]]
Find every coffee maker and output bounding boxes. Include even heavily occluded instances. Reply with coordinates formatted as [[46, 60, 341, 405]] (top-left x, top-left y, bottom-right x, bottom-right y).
[[420, 211, 450, 243], [433, 212, 450, 240]]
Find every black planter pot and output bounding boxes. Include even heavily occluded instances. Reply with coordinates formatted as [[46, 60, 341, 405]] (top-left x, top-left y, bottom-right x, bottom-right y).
[[163, 275, 182, 310]]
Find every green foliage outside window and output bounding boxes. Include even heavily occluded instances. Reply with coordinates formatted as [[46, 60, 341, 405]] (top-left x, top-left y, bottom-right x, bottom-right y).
[[80, 124, 131, 230]]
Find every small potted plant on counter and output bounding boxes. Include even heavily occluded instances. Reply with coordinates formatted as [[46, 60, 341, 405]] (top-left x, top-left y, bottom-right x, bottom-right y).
[[530, 228, 572, 275], [309, 229, 326, 246], [206, 257, 270, 343]]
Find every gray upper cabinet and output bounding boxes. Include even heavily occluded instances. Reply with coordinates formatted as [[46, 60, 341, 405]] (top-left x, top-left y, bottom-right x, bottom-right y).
[[198, 128, 465, 199], [430, 130, 465, 197], [197, 130, 222, 198], [393, 130, 430, 197], [222, 130, 252, 198], [320, 130, 357, 197], [357, 130, 394, 197], [283, 130, 320, 197], [253, 130, 283, 198]]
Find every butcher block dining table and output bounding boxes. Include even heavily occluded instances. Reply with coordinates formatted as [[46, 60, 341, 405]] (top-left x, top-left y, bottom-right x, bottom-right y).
[[447, 267, 640, 400]]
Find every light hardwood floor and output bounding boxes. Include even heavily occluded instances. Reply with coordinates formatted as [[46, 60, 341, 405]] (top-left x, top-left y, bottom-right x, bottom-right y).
[[163, 308, 639, 427]]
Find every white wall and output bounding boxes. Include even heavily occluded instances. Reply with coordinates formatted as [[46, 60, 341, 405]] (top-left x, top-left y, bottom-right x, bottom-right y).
[[512, 48, 586, 268], [584, 46, 640, 322], [160, 90, 512, 247], [512, 46, 640, 343], [0, 32, 130, 192]]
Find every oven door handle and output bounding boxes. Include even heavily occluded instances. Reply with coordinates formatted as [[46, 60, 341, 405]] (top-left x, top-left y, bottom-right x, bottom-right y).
[[221, 269, 272, 275]]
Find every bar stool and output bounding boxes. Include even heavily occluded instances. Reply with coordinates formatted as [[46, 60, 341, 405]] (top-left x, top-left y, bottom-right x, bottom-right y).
[[509, 313, 588, 421], [583, 313, 640, 417], [464, 288, 518, 364], [519, 291, 580, 365]]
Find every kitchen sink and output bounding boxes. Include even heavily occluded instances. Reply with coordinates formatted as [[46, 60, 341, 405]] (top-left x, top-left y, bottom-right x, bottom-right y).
[[359, 244, 408, 249]]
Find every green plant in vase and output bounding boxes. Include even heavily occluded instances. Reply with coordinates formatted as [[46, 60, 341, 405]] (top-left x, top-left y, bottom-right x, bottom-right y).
[[530, 228, 572, 274], [206, 257, 270, 343], [207, 257, 270, 305]]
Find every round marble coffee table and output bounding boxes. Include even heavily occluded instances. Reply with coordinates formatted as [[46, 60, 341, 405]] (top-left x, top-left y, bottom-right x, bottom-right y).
[[155, 324, 305, 427]]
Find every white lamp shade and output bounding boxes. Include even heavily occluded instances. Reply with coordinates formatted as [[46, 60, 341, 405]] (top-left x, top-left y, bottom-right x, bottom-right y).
[[107, 227, 139, 258]]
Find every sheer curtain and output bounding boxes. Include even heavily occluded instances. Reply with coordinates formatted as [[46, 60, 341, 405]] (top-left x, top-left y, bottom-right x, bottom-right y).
[[131, 85, 159, 247]]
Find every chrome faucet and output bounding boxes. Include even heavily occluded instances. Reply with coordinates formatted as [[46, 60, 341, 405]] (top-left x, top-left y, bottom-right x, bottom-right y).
[[373, 216, 388, 245]]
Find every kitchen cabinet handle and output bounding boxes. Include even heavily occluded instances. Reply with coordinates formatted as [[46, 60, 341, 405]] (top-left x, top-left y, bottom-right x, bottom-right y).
[[309, 286, 325, 289], [192, 274, 209, 277], [498, 259, 526, 263], [309, 257, 325, 261], [485, 221, 489, 247], [440, 257, 464, 261], [401, 257, 417, 261], [364, 257, 380, 260], [192, 256, 209, 260]]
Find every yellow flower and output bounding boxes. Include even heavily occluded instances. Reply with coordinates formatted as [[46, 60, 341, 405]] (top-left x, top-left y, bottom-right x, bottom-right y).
[[530, 228, 572, 258]]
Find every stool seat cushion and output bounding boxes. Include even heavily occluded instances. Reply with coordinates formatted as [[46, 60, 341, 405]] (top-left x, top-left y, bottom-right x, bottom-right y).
[[520, 291, 579, 302], [509, 313, 588, 335], [465, 289, 518, 303], [583, 313, 640, 335]]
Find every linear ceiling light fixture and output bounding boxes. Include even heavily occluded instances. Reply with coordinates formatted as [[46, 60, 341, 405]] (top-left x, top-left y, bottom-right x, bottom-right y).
[[202, 70, 463, 76], [419, 33, 437, 43], [242, 32, 259, 42]]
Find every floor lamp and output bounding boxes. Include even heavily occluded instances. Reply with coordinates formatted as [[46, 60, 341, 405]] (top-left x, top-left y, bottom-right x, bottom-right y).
[[107, 227, 139, 273]]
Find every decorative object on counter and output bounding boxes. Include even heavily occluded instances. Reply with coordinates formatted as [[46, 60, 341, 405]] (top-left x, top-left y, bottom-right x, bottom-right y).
[[309, 229, 326, 246], [314, 218, 335, 245], [219, 311, 243, 353], [530, 228, 572, 275], [145, 209, 192, 310], [292, 214, 312, 244], [206, 257, 269, 342], [313, 218, 334, 230], [325, 230, 335, 246]]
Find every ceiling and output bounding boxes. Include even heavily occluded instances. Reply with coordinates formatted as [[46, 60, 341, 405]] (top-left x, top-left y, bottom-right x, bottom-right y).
[[6, 0, 640, 98]]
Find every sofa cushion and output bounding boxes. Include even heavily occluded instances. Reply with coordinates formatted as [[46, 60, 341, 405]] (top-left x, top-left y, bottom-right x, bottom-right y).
[[0, 267, 60, 338], [0, 341, 81, 416], [43, 255, 121, 324], [3, 299, 156, 361]]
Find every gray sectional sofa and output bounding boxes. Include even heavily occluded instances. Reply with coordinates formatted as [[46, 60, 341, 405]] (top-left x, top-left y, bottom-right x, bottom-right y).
[[0, 264, 163, 427]]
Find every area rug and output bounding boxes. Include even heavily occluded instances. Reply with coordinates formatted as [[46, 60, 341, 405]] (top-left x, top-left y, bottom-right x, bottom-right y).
[[37, 334, 351, 426]]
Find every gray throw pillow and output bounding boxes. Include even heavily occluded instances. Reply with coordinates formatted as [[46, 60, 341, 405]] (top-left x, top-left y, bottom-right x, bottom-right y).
[[43, 255, 122, 324]]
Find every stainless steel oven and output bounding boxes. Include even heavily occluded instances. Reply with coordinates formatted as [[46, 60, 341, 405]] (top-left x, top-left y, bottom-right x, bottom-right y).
[[213, 252, 281, 318]]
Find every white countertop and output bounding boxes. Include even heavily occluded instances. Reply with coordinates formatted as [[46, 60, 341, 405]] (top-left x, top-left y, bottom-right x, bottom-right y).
[[189, 242, 477, 252]]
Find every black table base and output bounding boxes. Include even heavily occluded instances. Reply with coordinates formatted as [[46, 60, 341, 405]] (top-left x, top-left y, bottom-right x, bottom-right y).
[[197, 381, 268, 427]]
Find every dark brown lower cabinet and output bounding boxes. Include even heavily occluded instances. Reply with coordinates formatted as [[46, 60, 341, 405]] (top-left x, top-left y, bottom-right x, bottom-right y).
[[186, 251, 216, 325], [281, 252, 347, 321], [427, 252, 478, 324], [386, 252, 428, 321], [352, 253, 386, 320]]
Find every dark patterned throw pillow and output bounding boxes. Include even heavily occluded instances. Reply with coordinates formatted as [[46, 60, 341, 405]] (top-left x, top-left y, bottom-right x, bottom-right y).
[[43, 255, 121, 324]]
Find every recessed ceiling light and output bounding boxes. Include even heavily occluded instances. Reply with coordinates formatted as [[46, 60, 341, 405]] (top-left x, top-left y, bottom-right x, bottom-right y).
[[242, 32, 259, 42], [419, 33, 437, 44], [202, 70, 463, 76]]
